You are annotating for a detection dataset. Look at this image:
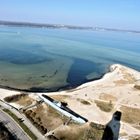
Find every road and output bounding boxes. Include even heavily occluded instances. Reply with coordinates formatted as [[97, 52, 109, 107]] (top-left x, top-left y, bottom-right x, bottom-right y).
[[0, 100, 46, 140], [0, 109, 30, 140]]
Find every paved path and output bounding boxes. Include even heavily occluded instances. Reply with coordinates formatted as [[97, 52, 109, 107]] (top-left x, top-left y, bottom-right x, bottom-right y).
[[0, 100, 46, 140], [0, 109, 30, 140]]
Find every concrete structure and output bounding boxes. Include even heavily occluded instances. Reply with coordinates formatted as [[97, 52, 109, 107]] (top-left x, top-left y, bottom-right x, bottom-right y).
[[38, 94, 88, 124]]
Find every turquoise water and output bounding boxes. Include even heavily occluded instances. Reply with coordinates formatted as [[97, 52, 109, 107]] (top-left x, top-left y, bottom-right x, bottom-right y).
[[0, 26, 140, 91]]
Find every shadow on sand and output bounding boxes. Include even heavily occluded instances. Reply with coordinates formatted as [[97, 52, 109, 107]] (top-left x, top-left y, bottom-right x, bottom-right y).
[[102, 111, 122, 140]]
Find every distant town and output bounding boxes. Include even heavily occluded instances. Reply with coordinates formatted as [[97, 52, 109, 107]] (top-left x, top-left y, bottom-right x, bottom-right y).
[[0, 20, 140, 33]]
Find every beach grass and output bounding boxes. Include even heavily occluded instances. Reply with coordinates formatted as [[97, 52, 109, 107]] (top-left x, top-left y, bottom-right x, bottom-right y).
[[95, 100, 113, 112], [120, 106, 140, 124]]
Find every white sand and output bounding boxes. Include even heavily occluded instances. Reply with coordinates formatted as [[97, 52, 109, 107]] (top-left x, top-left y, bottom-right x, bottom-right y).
[[0, 88, 21, 99]]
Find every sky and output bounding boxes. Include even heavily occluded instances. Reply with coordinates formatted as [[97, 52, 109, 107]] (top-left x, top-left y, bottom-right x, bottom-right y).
[[0, 0, 140, 30]]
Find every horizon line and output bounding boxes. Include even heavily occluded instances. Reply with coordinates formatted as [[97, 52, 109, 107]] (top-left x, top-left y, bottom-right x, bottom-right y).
[[0, 19, 140, 33]]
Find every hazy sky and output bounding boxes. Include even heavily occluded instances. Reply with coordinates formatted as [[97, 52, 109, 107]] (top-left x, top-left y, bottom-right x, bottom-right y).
[[0, 0, 140, 30]]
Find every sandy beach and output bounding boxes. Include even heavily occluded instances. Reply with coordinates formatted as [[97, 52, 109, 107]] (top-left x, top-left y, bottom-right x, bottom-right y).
[[0, 64, 140, 139], [41, 64, 140, 138]]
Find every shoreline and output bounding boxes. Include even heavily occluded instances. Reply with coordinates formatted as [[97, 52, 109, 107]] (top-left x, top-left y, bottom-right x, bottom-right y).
[[0, 64, 139, 95], [0, 63, 140, 99], [0, 63, 139, 94], [0, 70, 108, 93]]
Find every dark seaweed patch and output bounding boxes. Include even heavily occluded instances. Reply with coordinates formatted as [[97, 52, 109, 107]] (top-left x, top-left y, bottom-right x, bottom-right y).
[[0, 46, 51, 64], [67, 58, 105, 87]]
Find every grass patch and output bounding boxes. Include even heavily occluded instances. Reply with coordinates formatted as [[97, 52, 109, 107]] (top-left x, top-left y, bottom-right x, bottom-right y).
[[25, 109, 48, 134], [95, 100, 113, 112], [120, 106, 140, 124], [3, 109, 37, 140], [47, 122, 105, 140], [99, 93, 117, 102], [4, 93, 27, 103], [24, 104, 64, 134], [77, 98, 91, 105], [129, 135, 140, 140], [134, 84, 140, 90], [87, 122, 105, 139]]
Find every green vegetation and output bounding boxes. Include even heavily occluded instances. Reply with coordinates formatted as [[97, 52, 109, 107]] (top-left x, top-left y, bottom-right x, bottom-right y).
[[95, 100, 113, 112], [3, 109, 37, 140]]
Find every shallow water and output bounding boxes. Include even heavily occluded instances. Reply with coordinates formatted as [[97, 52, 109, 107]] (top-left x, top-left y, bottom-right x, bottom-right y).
[[0, 26, 140, 91]]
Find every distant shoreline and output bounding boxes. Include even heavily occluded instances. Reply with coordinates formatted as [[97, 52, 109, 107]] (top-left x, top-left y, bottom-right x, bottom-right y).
[[0, 20, 140, 34]]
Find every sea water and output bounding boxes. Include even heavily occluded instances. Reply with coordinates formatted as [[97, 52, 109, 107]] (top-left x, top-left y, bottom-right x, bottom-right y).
[[0, 26, 140, 91]]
